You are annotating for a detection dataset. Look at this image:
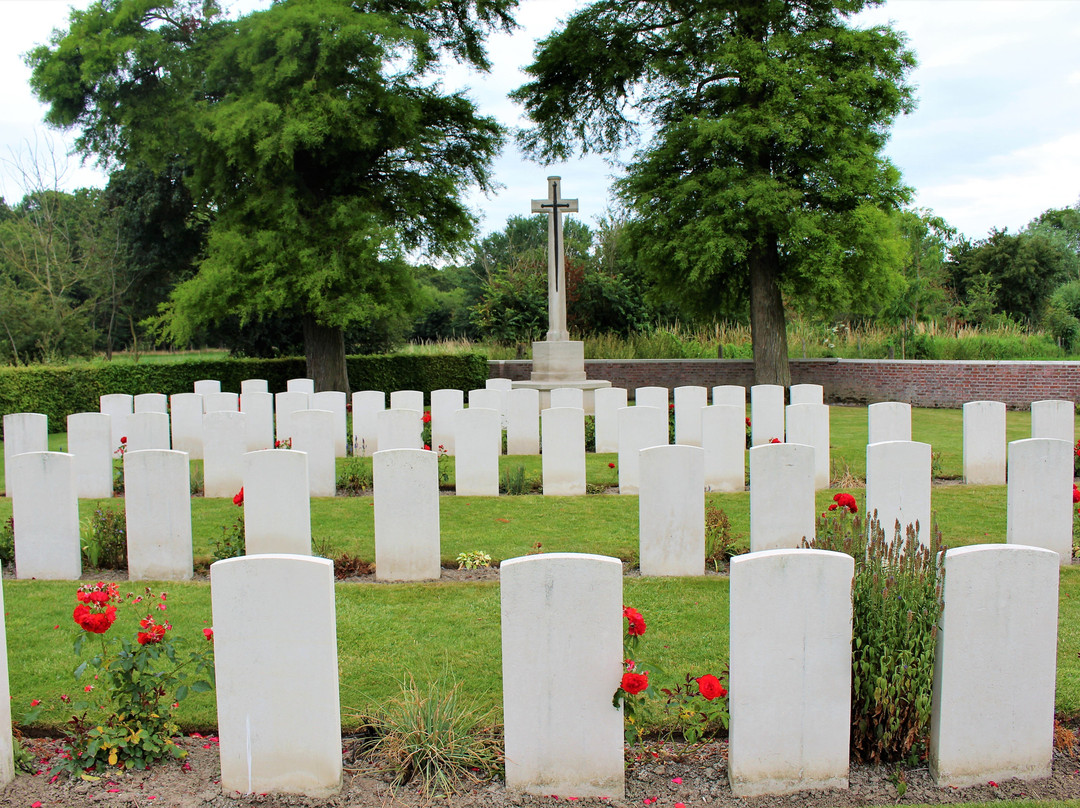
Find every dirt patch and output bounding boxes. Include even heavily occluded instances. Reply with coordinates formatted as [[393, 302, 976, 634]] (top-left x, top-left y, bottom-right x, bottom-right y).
[[6, 733, 1080, 808]]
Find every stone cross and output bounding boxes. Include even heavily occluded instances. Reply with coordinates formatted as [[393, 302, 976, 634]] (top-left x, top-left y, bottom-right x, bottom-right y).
[[531, 176, 578, 342]]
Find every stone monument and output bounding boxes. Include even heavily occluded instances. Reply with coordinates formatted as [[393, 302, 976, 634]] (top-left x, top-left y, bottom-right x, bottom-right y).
[[513, 176, 610, 412]]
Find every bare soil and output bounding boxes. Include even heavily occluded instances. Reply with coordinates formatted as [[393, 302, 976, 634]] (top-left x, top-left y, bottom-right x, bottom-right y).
[[6, 731, 1080, 808]]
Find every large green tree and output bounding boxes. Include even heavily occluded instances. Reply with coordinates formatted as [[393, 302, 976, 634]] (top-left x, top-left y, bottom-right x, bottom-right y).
[[29, 0, 515, 391], [513, 0, 914, 384]]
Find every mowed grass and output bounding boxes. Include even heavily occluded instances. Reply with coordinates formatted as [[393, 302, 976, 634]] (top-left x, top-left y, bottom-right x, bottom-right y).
[[1, 403, 1080, 733]]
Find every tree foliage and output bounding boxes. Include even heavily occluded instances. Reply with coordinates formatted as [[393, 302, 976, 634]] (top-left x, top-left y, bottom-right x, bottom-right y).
[[28, 0, 516, 390], [513, 0, 915, 383]]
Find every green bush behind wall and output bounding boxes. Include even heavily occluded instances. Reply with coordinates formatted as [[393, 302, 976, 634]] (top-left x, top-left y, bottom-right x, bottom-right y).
[[0, 354, 488, 436]]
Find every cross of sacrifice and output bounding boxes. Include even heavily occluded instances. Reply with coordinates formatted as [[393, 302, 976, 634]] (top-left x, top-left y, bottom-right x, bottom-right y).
[[531, 176, 578, 342]]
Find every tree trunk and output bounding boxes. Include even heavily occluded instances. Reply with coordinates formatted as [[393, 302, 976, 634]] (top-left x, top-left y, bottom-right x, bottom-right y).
[[748, 238, 791, 386], [302, 315, 351, 394]]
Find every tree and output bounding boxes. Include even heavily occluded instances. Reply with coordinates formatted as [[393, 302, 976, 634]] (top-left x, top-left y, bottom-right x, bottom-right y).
[[512, 0, 914, 384], [877, 207, 956, 325], [29, 0, 515, 391]]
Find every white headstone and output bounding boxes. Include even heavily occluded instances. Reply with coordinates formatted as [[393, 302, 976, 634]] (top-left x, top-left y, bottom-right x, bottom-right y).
[[430, 388, 465, 455], [351, 391, 384, 456], [453, 408, 501, 496], [593, 387, 628, 454], [712, 385, 746, 407], [203, 391, 239, 414], [639, 445, 705, 576], [749, 443, 816, 552], [124, 449, 193, 581], [1006, 437, 1072, 563], [486, 378, 513, 392], [373, 449, 440, 580], [67, 412, 113, 499], [240, 378, 268, 394], [239, 391, 274, 452], [99, 393, 132, 449], [501, 553, 623, 798], [616, 406, 668, 495], [865, 440, 932, 544], [275, 391, 311, 445], [729, 549, 853, 796], [484, 378, 511, 428], [292, 410, 337, 498], [193, 379, 221, 395], [390, 389, 424, 412], [541, 408, 586, 496], [963, 400, 1006, 485], [212, 555, 341, 797], [243, 450, 311, 555], [702, 404, 746, 493], [133, 393, 168, 414], [468, 387, 502, 415], [311, 391, 348, 458], [868, 401, 911, 444], [170, 393, 204, 459], [11, 452, 80, 579], [0, 576, 14, 783], [506, 388, 541, 456], [930, 544, 1058, 787], [750, 384, 785, 446], [3, 413, 48, 498], [203, 411, 247, 498], [674, 386, 708, 447], [635, 386, 669, 410], [377, 408, 422, 451], [550, 387, 584, 410], [789, 383, 824, 405], [1031, 399, 1074, 444], [125, 412, 171, 451], [287, 378, 316, 395], [786, 403, 830, 489]]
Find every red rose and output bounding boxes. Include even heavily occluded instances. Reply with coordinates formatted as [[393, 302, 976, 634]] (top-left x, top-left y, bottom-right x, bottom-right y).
[[233, 487, 244, 506], [73, 603, 116, 634], [1073, 485, 1080, 504], [769, 437, 781, 444], [620, 671, 649, 695], [832, 492, 858, 513], [608, 462, 615, 468], [828, 503, 838, 511], [203, 627, 214, 642], [422, 411, 432, 423], [120, 436, 127, 444], [696, 674, 727, 701], [623, 606, 646, 636]]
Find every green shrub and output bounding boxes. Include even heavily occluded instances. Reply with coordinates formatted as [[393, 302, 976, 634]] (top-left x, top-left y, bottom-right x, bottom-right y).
[[213, 511, 245, 563], [80, 507, 128, 570], [337, 457, 373, 495], [0, 516, 14, 567]]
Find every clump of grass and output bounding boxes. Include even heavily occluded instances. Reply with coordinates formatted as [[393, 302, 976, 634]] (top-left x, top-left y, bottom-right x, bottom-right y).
[[337, 457, 373, 495], [500, 465, 533, 495], [704, 506, 737, 571], [80, 506, 127, 570], [0, 516, 14, 567], [354, 676, 500, 797]]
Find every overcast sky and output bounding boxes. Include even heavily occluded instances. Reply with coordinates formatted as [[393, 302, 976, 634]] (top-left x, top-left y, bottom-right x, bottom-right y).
[[1, 0, 1078, 245]]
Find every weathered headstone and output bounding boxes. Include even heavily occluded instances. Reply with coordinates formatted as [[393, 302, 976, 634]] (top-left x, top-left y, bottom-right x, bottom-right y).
[[275, 391, 311, 445], [454, 408, 501, 496], [786, 403, 830, 489], [99, 393, 132, 449], [373, 449, 440, 580], [868, 401, 911, 444], [239, 391, 274, 451], [430, 388, 465, 455], [203, 411, 247, 498], [170, 393, 204, 459], [212, 555, 341, 797], [11, 452, 81, 579], [674, 386, 707, 447], [506, 388, 541, 456], [133, 393, 168, 413], [962, 400, 1006, 485], [865, 441, 931, 544], [749, 443, 815, 551], [617, 406, 668, 495], [287, 378, 316, 395], [125, 449, 193, 580], [243, 450, 311, 555], [377, 408, 422, 451], [125, 412, 171, 451], [789, 383, 824, 405], [67, 412, 113, 499], [292, 410, 337, 498], [750, 384, 785, 446], [1031, 399, 1075, 444], [501, 553, 624, 798], [639, 445, 705, 576], [311, 391, 348, 458], [1006, 437, 1072, 563], [702, 404, 745, 493], [3, 413, 47, 498], [351, 391, 384, 455], [541, 407, 586, 496], [390, 389, 424, 412], [593, 387, 628, 454], [930, 544, 1058, 787], [729, 549, 853, 796]]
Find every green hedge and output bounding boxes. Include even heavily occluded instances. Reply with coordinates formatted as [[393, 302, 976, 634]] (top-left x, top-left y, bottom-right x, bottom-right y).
[[0, 354, 489, 437]]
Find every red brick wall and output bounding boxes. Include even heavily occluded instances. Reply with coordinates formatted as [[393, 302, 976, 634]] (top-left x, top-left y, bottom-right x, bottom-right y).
[[487, 359, 1080, 409]]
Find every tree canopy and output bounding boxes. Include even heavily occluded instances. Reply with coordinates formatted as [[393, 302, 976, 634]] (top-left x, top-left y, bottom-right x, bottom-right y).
[[513, 0, 915, 383], [29, 0, 516, 390]]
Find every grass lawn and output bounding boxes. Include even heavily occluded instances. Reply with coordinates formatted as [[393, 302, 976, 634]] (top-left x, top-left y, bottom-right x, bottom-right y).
[[1, 403, 1079, 736]]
